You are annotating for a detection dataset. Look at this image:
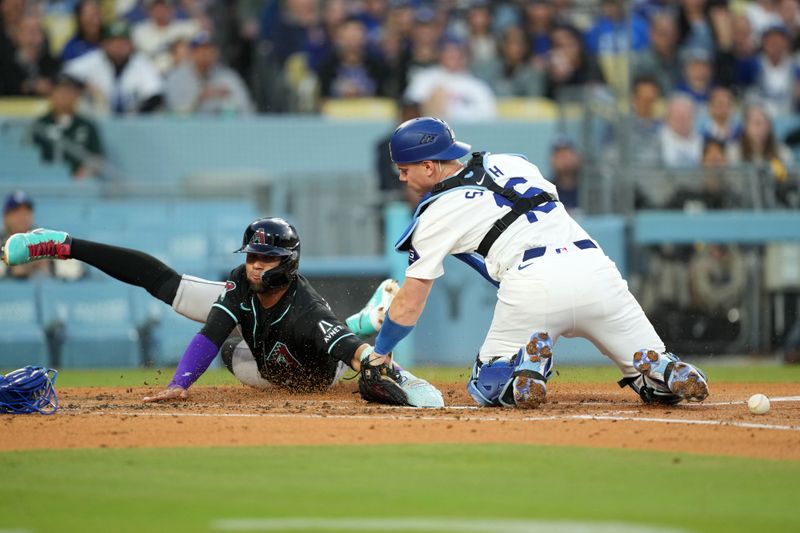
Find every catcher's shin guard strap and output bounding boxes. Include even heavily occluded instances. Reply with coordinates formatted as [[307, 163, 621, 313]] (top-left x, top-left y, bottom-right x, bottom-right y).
[[374, 312, 413, 355], [467, 358, 515, 407]]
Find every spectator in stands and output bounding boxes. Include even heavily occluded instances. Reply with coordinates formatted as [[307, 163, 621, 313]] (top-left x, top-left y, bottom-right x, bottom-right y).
[[0, 13, 60, 96], [165, 32, 254, 114], [64, 21, 164, 115], [0, 191, 83, 280], [676, 47, 714, 109], [633, 11, 681, 96], [629, 75, 663, 165], [745, 0, 783, 40], [61, 0, 103, 62], [132, 0, 202, 74], [658, 94, 703, 168], [523, 0, 555, 68], [778, 0, 800, 49], [355, 0, 389, 48], [731, 13, 761, 87], [397, 6, 443, 95], [728, 104, 795, 205], [31, 74, 105, 178], [751, 25, 800, 116], [463, 0, 496, 66], [584, 0, 650, 94], [544, 23, 604, 101], [668, 139, 739, 211], [317, 18, 388, 99], [473, 25, 544, 98], [403, 36, 496, 122], [0, 0, 23, 56], [549, 134, 581, 212], [260, 0, 327, 70], [677, 0, 715, 55], [701, 86, 741, 149]]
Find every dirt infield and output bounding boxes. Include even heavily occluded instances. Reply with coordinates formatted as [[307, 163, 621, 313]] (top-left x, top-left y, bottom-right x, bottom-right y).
[[2, 382, 799, 460]]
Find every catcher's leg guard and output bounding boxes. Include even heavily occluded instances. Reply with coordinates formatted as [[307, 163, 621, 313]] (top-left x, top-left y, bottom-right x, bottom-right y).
[[508, 332, 553, 409], [631, 350, 709, 403], [467, 332, 554, 408], [467, 357, 515, 407]]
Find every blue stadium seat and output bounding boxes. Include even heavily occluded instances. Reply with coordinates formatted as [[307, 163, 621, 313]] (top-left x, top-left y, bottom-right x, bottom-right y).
[[0, 281, 49, 367], [39, 280, 141, 368]]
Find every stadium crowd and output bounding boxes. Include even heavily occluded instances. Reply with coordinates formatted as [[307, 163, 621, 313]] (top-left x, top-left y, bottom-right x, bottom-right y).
[[1, 0, 799, 359]]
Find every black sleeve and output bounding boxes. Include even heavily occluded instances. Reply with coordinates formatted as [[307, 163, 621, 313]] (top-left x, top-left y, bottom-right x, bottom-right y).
[[299, 302, 365, 368], [199, 305, 237, 347]]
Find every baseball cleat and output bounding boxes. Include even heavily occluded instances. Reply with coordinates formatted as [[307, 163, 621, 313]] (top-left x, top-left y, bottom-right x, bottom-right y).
[[2, 228, 71, 266], [633, 349, 709, 402], [346, 278, 400, 337], [512, 331, 553, 408], [668, 362, 709, 402]]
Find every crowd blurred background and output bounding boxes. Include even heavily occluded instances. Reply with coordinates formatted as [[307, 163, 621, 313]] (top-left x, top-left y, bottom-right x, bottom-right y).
[[1, 0, 800, 367]]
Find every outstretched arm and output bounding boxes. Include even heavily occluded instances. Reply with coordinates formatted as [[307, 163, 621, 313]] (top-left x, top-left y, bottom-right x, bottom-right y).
[[372, 276, 434, 358], [143, 305, 236, 402]]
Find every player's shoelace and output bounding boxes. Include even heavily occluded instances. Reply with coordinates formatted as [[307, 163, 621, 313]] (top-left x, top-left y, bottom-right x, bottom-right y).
[[28, 240, 70, 260]]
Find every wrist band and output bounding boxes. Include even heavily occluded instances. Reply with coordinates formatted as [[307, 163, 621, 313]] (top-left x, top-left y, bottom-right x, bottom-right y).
[[374, 312, 414, 355]]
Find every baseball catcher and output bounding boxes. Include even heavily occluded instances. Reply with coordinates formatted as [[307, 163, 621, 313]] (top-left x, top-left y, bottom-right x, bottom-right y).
[[2, 218, 443, 408]]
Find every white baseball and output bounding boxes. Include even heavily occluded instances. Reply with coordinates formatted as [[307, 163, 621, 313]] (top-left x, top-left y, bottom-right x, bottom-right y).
[[747, 394, 770, 415]]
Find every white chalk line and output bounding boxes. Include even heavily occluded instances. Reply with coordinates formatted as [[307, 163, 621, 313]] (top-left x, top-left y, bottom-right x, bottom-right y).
[[210, 517, 686, 533], [88, 409, 800, 432]]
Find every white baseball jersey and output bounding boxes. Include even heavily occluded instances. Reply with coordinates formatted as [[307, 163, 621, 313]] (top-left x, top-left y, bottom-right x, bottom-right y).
[[397, 153, 591, 283], [397, 152, 666, 375], [64, 50, 163, 114]]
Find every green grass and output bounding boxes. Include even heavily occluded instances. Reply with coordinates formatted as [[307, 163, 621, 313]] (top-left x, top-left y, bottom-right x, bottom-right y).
[[4, 363, 798, 388], [0, 444, 798, 533]]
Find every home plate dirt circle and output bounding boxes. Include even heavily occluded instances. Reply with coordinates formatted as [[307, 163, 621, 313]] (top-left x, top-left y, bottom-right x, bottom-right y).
[[2, 382, 799, 461]]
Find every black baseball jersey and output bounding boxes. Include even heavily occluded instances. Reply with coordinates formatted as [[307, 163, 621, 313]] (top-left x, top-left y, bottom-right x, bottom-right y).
[[200, 265, 363, 391]]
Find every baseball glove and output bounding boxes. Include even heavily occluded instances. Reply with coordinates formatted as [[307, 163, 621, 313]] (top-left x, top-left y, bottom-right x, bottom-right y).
[[358, 357, 408, 406]]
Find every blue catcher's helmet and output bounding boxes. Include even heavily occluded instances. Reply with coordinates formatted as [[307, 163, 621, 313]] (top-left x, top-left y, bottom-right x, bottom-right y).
[[389, 117, 471, 164], [235, 217, 301, 289], [0, 366, 59, 415]]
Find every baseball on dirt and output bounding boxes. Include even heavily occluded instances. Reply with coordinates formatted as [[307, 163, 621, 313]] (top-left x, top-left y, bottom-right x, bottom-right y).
[[747, 394, 770, 415]]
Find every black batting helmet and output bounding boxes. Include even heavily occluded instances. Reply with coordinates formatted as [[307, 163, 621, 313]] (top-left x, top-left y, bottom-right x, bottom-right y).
[[235, 217, 300, 289]]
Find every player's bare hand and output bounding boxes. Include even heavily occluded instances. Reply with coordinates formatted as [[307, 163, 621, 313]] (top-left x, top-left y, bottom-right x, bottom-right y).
[[143, 386, 188, 403]]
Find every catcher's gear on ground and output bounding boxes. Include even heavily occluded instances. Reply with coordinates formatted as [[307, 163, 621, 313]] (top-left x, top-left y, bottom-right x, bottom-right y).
[[0, 366, 59, 414], [358, 353, 408, 406]]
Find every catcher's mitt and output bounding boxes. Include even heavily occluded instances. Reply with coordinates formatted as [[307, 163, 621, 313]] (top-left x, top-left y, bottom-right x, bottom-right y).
[[358, 357, 408, 406]]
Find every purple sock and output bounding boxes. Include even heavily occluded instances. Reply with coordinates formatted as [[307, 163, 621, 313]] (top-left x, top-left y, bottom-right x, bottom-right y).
[[168, 333, 220, 389]]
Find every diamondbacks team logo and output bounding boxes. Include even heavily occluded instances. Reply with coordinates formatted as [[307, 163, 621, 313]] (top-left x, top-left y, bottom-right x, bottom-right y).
[[266, 342, 301, 368], [223, 280, 236, 293]]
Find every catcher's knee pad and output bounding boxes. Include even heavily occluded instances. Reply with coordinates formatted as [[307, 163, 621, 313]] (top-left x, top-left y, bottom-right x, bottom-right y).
[[466, 357, 515, 407]]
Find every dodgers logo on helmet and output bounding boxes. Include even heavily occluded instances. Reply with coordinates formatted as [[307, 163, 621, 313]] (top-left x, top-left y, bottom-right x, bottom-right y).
[[389, 117, 471, 164]]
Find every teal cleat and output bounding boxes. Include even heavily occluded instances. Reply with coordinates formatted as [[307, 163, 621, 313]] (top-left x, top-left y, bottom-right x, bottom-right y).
[[346, 278, 400, 337], [633, 349, 709, 402], [510, 331, 553, 408], [1, 228, 72, 266]]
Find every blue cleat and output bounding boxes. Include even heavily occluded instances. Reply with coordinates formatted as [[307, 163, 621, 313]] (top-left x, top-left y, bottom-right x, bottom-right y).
[[346, 278, 399, 337], [633, 349, 709, 402], [1, 228, 72, 266], [511, 331, 553, 408]]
